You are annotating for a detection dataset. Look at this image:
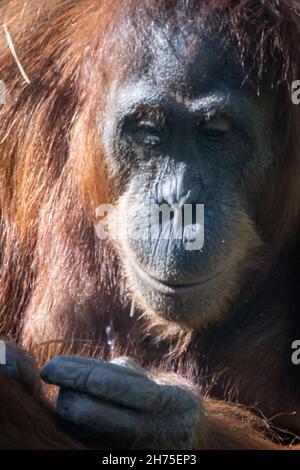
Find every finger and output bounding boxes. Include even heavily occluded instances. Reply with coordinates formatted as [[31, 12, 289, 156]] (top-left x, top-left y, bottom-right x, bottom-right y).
[[41, 356, 160, 411], [57, 389, 143, 443]]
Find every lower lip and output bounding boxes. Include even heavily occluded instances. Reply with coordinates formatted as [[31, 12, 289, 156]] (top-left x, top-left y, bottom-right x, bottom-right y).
[[131, 261, 221, 296]]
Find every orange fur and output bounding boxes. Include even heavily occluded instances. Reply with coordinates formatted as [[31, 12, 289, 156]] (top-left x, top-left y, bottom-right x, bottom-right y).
[[0, 0, 300, 450]]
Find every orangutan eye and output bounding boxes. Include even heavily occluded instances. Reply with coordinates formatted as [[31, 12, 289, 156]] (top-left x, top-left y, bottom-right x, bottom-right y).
[[136, 120, 165, 146], [200, 116, 232, 142], [124, 117, 168, 147]]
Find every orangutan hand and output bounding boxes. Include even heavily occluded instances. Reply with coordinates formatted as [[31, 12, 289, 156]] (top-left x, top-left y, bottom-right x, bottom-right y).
[[41, 355, 200, 449]]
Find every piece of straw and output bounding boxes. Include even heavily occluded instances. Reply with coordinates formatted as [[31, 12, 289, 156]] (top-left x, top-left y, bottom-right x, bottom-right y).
[[130, 300, 135, 318], [3, 23, 30, 84]]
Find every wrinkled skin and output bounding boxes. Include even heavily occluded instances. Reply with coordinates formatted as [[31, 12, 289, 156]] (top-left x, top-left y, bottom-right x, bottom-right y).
[[1, 346, 200, 449], [103, 27, 274, 328], [41, 356, 200, 450]]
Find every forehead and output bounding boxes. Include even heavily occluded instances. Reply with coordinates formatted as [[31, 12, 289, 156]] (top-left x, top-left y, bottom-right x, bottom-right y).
[[109, 23, 245, 107], [145, 26, 239, 93]]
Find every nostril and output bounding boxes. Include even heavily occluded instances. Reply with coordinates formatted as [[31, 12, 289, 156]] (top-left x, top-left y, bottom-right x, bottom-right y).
[[161, 178, 177, 206], [160, 181, 200, 207], [179, 186, 199, 206]]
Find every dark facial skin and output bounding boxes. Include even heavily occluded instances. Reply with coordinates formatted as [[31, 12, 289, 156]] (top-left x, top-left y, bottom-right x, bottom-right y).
[[103, 28, 275, 328]]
